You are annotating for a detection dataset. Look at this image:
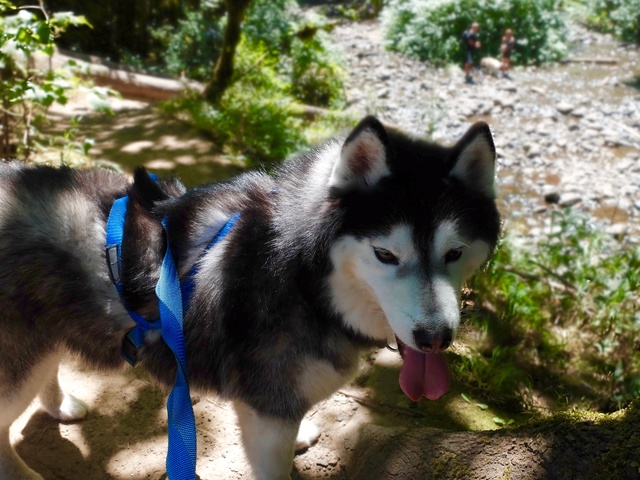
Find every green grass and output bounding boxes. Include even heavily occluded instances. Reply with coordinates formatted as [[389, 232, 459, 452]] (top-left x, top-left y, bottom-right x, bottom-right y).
[[456, 210, 640, 415]]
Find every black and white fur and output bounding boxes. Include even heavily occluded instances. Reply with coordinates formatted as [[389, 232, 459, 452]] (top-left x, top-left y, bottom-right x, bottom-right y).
[[0, 116, 500, 480]]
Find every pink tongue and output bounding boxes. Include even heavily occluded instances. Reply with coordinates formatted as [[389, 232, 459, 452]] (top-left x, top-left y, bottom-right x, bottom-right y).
[[399, 349, 450, 401]]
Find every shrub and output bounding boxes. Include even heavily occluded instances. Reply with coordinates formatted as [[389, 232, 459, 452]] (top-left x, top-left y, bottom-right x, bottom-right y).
[[244, 0, 297, 48], [0, 2, 106, 164], [584, 0, 640, 44], [152, 0, 346, 107], [460, 210, 640, 412], [162, 42, 304, 167], [159, 0, 347, 166], [150, 0, 225, 80], [244, 0, 346, 108], [213, 44, 305, 166], [288, 33, 346, 108], [382, 0, 569, 66], [150, 0, 296, 81]]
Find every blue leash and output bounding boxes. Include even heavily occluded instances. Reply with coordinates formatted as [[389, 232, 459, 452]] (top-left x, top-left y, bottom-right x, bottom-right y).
[[105, 188, 239, 480], [156, 218, 197, 479]]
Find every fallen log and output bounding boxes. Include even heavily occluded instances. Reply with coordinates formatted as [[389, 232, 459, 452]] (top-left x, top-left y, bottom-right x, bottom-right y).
[[330, 400, 640, 479], [44, 49, 202, 102], [561, 57, 618, 65]]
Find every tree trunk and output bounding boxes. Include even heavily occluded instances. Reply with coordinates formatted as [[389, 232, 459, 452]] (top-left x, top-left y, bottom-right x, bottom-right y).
[[203, 0, 252, 105]]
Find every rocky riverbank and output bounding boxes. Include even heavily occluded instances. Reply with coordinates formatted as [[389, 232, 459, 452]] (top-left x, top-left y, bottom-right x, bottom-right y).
[[330, 20, 640, 241]]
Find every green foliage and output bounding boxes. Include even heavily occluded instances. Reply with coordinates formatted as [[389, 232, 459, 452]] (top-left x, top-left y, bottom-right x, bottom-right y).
[[288, 33, 346, 108], [162, 42, 304, 167], [244, 0, 346, 109], [150, 0, 291, 80], [151, 0, 346, 107], [160, 0, 346, 165], [150, 0, 224, 79], [244, 0, 296, 48], [459, 210, 640, 413], [213, 44, 305, 166], [584, 0, 640, 44], [0, 2, 106, 163], [382, 0, 569, 66]]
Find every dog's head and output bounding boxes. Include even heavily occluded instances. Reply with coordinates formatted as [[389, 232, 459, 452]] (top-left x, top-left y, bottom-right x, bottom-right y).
[[326, 116, 500, 400]]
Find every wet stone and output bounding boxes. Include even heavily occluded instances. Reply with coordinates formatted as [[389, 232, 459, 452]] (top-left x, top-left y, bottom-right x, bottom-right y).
[[559, 193, 583, 208], [571, 107, 588, 117], [544, 191, 561, 204], [533, 205, 548, 214], [556, 102, 575, 114], [525, 144, 542, 158], [606, 223, 628, 237]]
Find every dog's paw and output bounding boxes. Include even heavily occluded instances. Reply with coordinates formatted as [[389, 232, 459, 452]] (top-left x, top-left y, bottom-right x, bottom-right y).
[[47, 394, 89, 422], [295, 419, 320, 452]]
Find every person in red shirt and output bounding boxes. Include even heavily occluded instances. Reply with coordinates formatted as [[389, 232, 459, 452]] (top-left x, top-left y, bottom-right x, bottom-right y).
[[500, 28, 516, 79]]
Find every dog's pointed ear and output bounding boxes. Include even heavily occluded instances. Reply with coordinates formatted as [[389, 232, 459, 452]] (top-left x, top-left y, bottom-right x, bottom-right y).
[[448, 122, 496, 198], [328, 116, 391, 193]]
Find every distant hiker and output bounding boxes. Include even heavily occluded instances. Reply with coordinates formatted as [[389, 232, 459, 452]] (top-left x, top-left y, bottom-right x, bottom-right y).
[[500, 28, 516, 79], [462, 22, 481, 84]]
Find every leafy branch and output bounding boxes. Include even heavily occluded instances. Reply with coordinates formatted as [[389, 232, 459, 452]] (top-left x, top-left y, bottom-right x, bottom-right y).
[[0, 0, 98, 163]]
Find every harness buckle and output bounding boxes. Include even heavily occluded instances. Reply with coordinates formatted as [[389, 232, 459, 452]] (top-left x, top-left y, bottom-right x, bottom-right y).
[[106, 244, 121, 284], [121, 330, 139, 366]]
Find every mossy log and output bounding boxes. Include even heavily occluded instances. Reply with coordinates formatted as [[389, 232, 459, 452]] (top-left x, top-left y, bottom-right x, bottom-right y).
[[334, 401, 640, 479]]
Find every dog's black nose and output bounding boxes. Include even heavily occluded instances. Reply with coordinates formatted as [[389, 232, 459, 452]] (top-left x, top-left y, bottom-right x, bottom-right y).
[[413, 327, 453, 352]]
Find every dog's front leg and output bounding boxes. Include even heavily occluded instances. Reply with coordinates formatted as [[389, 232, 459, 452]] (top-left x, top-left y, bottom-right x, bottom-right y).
[[234, 400, 300, 480], [38, 364, 88, 422]]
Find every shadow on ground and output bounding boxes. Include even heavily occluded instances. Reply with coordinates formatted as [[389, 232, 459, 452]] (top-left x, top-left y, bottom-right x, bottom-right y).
[[46, 104, 245, 188]]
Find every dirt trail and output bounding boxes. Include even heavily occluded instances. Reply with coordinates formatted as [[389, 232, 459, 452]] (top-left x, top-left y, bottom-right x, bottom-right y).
[[10, 348, 506, 479], [12, 353, 640, 479]]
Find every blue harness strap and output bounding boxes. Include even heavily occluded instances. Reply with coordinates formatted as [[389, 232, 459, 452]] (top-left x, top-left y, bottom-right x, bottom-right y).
[[105, 187, 239, 480], [105, 196, 127, 287], [157, 219, 197, 479], [106, 196, 160, 365]]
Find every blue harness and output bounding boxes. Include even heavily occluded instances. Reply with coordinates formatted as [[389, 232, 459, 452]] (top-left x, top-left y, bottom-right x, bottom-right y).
[[105, 190, 239, 480]]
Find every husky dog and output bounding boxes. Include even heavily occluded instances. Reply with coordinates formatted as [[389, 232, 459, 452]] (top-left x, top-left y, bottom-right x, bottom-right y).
[[0, 116, 500, 480], [480, 57, 502, 76]]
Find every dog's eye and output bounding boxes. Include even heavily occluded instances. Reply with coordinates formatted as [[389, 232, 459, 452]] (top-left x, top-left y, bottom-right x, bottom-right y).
[[444, 248, 463, 264], [373, 247, 399, 265]]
